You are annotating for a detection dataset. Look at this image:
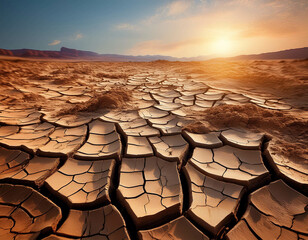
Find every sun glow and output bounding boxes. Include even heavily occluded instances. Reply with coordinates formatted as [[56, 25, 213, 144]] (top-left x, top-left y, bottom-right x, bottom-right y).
[[212, 38, 233, 56]]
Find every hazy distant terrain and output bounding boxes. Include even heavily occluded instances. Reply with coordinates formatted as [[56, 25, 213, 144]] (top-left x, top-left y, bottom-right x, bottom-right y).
[[1, 46, 307, 62], [0, 46, 210, 61], [229, 47, 308, 60]]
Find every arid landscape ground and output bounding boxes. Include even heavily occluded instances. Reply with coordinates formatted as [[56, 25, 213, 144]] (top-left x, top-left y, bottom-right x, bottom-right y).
[[0, 57, 307, 239]]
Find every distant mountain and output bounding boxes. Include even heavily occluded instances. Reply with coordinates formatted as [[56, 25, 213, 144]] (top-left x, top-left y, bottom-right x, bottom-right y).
[[59, 47, 99, 58], [9, 49, 61, 58], [0, 46, 307, 61], [0, 46, 210, 62], [229, 47, 308, 60], [0, 49, 13, 56], [1, 47, 98, 59]]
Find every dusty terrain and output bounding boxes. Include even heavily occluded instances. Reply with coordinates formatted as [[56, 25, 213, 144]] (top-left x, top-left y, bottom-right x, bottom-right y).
[[0, 57, 307, 239]]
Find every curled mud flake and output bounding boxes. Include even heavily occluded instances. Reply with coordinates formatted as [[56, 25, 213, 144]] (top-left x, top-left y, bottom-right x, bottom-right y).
[[183, 131, 223, 148], [75, 120, 122, 161], [265, 139, 308, 195], [0, 122, 55, 153], [0, 108, 42, 125], [119, 118, 160, 137], [184, 162, 245, 235], [126, 136, 154, 157], [45, 158, 115, 206], [189, 145, 270, 189], [138, 216, 209, 240], [38, 125, 87, 156], [220, 128, 264, 150], [117, 157, 183, 229], [226, 180, 308, 240], [149, 135, 189, 166], [0, 183, 62, 239], [50, 204, 129, 239], [1, 155, 60, 187]]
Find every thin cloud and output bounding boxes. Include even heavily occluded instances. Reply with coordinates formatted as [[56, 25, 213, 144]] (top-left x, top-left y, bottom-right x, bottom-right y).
[[166, 1, 191, 16], [128, 38, 207, 56], [48, 40, 61, 46], [142, 0, 192, 25], [115, 23, 137, 30], [239, 18, 300, 38], [75, 33, 83, 40], [48, 33, 83, 46]]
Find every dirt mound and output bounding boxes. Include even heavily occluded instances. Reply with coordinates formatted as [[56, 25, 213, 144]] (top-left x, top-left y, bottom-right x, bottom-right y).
[[183, 121, 215, 134], [188, 103, 308, 162], [201, 104, 306, 134], [58, 88, 132, 116], [95, 72, 128, 79]]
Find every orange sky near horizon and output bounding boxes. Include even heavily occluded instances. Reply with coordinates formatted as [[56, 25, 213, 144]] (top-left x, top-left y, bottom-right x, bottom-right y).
[[125, 0, 308, 57]]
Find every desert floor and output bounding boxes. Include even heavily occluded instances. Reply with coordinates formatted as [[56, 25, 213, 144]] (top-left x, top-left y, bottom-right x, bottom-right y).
[[0, 58, 307, 239]]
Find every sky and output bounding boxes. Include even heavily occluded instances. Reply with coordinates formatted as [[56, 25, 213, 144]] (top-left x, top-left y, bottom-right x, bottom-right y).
[[0, 0, 307, 58]]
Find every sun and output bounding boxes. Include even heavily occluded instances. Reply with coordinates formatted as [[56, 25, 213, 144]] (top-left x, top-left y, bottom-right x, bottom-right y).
[[212, 38, 233, 56]]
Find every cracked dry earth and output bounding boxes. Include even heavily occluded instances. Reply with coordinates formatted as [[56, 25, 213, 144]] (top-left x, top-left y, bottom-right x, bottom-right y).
[[0, 62, 307, 240]]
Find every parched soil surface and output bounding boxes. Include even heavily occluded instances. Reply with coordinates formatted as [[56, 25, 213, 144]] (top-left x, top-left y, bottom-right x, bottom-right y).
[[0, 58, 307, 240]]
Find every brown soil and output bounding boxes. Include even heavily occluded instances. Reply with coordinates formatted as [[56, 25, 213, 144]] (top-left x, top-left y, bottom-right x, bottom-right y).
[[58, 88, 132, 116], [0, 58, 306, 164], [185, 103, 308, 163]]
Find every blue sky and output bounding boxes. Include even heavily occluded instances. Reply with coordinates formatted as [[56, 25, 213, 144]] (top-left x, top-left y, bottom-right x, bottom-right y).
[[0, 0, 307, 57]]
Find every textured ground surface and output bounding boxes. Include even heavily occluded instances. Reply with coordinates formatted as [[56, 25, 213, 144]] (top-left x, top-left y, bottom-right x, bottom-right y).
[[0, 58, 307, 239]]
